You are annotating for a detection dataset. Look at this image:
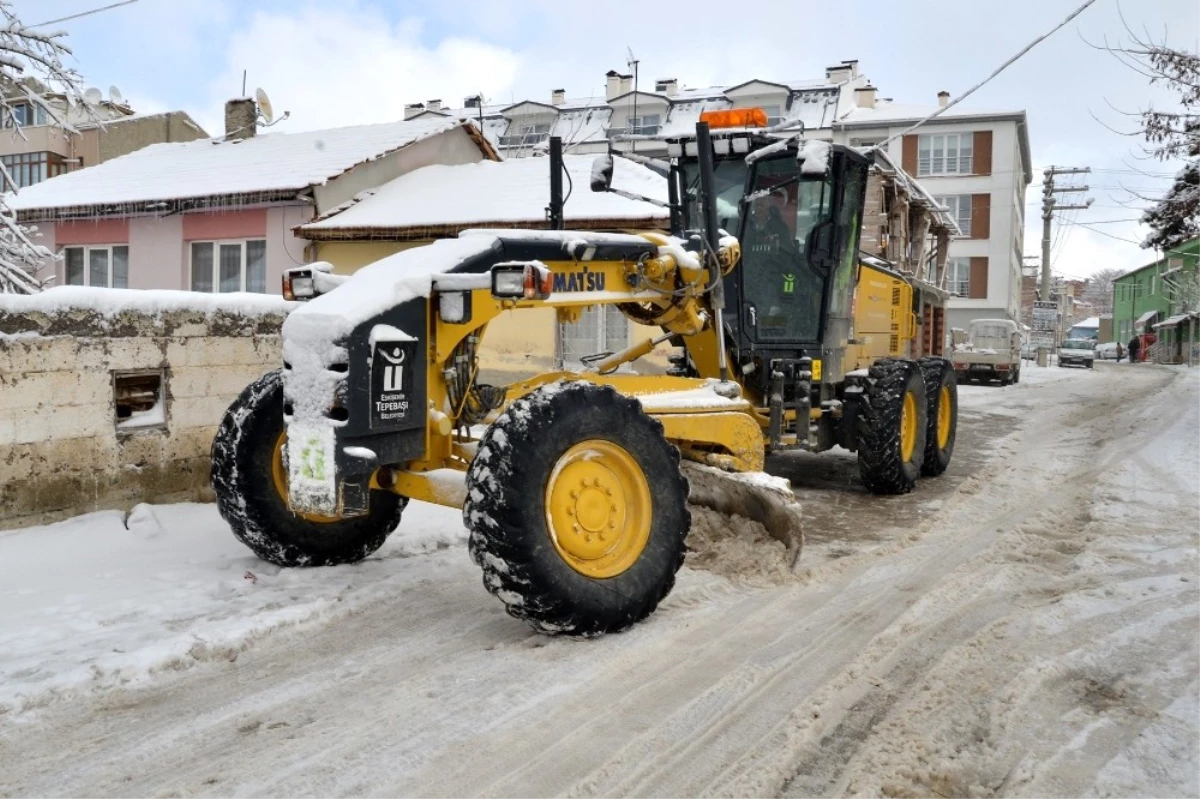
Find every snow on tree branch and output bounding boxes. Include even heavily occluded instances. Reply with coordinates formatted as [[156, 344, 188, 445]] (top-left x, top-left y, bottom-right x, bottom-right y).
[[1085, 6, 1198, 252], [0, 0, 96, 294]]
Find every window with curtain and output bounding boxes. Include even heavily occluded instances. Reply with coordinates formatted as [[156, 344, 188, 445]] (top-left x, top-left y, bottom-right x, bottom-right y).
[[934, 195, 972, 236], [917, 133, 973, 176], [189, 239, 268, 293], [945, 256, 970, 297], [62, 245, 129, 288]]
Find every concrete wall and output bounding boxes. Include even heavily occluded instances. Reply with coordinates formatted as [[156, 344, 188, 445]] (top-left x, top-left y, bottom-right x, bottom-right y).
[[0, 304, 285, 531]]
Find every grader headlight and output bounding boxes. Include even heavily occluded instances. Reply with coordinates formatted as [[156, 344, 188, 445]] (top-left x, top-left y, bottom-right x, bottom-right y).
[[491, 261, 553, 301]]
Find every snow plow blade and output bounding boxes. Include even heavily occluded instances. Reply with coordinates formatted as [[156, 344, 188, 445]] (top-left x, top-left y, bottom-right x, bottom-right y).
[[682, 462, 803, 567]]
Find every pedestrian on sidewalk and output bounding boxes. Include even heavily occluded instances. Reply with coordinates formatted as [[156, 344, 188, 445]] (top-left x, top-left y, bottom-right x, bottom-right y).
[[1128, 335, 1141, 364]]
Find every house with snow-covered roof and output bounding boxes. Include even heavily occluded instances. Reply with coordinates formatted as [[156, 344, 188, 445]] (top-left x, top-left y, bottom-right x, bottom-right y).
[[9, 98, 498, 294], [295, 154, 669, 270]]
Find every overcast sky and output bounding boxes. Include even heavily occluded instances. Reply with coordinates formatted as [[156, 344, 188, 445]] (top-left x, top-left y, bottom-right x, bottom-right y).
[[12, 0, 1198, 280]]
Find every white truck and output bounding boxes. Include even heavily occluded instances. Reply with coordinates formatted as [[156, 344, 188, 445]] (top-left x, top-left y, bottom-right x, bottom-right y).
[[950, 318, 1022, 386]]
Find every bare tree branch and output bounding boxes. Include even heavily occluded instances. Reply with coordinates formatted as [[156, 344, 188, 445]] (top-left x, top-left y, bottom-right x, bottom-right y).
[[0, 0, 100, 293]]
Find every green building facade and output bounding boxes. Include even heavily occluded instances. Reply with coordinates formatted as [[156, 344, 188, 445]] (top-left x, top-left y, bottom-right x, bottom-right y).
[[1112, 237, 1199, 348]]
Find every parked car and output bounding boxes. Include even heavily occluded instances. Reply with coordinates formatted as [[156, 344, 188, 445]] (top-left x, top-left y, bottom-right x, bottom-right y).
[[1021, 341, 1039, 361], [1058, 338, 1096, 369], [951, 319, 1022, 385], [1095, 341, 1120, 360]]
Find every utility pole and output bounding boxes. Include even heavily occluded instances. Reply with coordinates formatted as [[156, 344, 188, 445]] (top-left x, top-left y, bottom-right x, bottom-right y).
[[1040, 166, 1092, 301]]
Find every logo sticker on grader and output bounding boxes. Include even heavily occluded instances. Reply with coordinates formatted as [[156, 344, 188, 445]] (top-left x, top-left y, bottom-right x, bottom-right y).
[[371, 340, 418, 428], [553, 267, 606, 293]]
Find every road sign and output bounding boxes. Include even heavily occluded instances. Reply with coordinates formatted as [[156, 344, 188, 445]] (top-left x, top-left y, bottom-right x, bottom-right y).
[[1032, 300, 1059, 333]]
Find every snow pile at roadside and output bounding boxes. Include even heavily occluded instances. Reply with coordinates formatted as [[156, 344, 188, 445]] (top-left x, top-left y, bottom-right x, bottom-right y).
[[0, 502, 466, 717]]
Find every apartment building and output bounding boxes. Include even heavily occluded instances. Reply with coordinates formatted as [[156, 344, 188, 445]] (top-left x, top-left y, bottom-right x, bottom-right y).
[[407, 61, 1032, 338], [1, 77, 207, 190]]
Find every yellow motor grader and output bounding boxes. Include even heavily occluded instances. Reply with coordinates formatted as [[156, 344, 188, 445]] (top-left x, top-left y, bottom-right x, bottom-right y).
[[211, 117, 958, 636]]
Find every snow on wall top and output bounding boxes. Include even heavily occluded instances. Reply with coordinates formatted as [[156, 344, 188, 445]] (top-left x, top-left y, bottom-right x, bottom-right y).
[[300, 154, 668, 235], [0, 285, 293, 317], [7, 117, 475, 212]]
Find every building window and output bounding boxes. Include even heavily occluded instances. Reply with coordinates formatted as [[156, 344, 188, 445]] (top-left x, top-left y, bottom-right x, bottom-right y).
[[918, 133, 973, 176], [850, 137, 879, 148], [946, 256, 970, 297], [934, 195, 972, 236], [64, 245, 129, 288], [761, 105, 782, 126], [499, 123, 550, 147], [190, 239, 267, 293], [1, 151, 69, 188], [3, 102, 49, 128], [625, 114, 661, 135]]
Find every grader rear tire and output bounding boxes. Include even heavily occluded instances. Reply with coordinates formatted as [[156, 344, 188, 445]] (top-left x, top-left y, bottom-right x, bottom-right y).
[[464, 381, 689, 636], [211, 370, 406, 567], [857, 359, 927, 495], [918, 357, 957, 477]]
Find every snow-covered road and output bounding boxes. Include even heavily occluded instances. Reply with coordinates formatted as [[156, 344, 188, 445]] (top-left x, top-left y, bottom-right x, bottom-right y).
[[1, 363, 1197, 797]]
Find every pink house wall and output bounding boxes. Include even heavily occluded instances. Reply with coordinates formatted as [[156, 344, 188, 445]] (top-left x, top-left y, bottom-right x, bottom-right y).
[[56, 219, 130, 246], [181, 210, 267, 241]]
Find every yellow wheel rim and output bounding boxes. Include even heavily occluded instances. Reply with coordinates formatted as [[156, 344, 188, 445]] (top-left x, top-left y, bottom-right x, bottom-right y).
[[271, 433, 340, 524], [545, 440, 652, 579], [900, 390, 918, 463], [936, 385, 952, 450]]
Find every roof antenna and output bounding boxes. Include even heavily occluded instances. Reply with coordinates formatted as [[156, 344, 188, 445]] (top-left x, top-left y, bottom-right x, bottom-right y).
[[626, 46, 639, 154], [241, 69, 247, 97]]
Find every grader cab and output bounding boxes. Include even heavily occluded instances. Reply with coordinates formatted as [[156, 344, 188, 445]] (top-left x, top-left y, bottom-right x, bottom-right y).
[[211, 118, 958, 637]]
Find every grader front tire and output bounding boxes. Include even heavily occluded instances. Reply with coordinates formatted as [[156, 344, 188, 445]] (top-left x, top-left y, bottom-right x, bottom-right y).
[[211, 370, 406, 567], [857, 359, 928, 495], [463, 381, 689, 636]]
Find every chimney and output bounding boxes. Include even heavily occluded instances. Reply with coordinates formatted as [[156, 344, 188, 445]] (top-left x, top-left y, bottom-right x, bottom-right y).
[[464, 95, 480, 109], [403, 102, 425, 120], [224, 97, 257, 141], [841, 59, 859, 78], [655, 78, 678, 97], [551, 88, 566, 106], [937, 90, 950, 108], [825, 64, 852, 83], [606, 70, 621, 100], [854, 84, 877, 109], [619, 73, 633, 95], [427, 99, 442, 112]]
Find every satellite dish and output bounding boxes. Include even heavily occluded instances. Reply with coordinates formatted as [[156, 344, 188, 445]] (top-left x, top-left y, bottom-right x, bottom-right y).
[[109, 85, 124, 105], [255, 87, 274, 124], [83, 87, 103, 105]]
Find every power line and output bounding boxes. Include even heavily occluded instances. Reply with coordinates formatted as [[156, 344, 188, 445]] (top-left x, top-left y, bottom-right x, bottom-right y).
[[868, 0, 1099, 153], [33, 0, 139, 27], [1067, 221, 1145, 245]]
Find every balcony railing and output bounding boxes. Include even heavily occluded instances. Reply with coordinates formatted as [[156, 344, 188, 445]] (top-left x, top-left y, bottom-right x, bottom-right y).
[[498, 132, 549, 148], [609, 123, 661, 138]]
